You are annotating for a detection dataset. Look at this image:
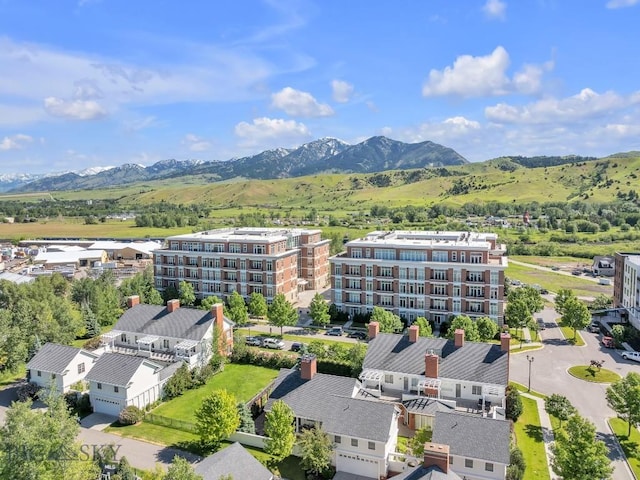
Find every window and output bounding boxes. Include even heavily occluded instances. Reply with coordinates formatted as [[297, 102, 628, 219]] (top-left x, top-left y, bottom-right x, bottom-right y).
[[451, 251, 457, 262], [77, 363, 85, 374], [229, 243, 241, 253], [490, 271, 499, 285], [37, 370, 41, 377], [51, 373, 56, 379], [472, 385, 482, 395], [432, 251, 448, 262], [449, 456, 453, 465], [121, 333, 127, 343], [485, 462, 494, 472], [380, 281, 393, 292], [97, 383, 102, 390], [368, 441, 375, 450], [163, 339, 170, 349], [374, 249, 396, 260], [379, 266, 393, 277], [335, 435, 341, 444], [432, 284, 446, 295], [365, 265, 373, 277], [351, 438, 358, 447], [114, 386, 119, 393], [384, 374, 393, 384], [470, 253, 483, 264], [465, 459, 474, 468], [253, 245, 265, 254], [242, 243, 247, 253], [351, 248, 362, 258], [432, 269, 447, 281]]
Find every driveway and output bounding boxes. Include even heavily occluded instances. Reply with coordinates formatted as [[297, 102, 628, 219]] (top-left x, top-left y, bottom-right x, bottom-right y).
[[510, 307, 635, 480], [0, 384, 18, 425]]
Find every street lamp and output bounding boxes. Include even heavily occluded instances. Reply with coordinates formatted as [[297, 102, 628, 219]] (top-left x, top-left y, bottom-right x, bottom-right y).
[[526, 355, 534, 392]]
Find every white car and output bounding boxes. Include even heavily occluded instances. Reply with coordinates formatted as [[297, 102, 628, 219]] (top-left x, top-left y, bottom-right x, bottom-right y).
[[621, 351, 640, 363], [262, 338, 285, 350]]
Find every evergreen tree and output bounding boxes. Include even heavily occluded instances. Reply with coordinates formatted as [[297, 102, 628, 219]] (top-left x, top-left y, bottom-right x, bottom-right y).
[[237, 402, 255, 434], [81, 304, 101, 338]]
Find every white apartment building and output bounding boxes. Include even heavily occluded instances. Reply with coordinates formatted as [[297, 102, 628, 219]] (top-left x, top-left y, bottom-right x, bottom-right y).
[[330, 230, 507, 325], [154, 227, 330, 304], [614, 252, 640, 330]]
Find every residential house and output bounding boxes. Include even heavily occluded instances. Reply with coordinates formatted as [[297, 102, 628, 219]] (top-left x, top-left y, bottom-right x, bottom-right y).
[[360, 324, 510, 429], [194, 442, 273, 480], [85, 352, 178, 416], [330, 230, 507, 326], [101, 296, 233, 368], [431, 411, 511, 480], [388, 443, 462, 480], [27, 343, 99, 394], [592, 255, 615, 277], [266, 355, 399, 479]]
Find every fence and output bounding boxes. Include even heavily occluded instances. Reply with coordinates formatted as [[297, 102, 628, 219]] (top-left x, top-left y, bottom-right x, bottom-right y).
[[144, 413, 196, 433]]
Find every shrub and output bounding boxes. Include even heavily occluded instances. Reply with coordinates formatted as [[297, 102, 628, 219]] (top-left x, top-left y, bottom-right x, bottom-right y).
[[505, 386, 523, 422], [82, 336, 103, 351], [231, 349, 297, 370], [16, 382, 41, 402], [118, 405, 144, 425]]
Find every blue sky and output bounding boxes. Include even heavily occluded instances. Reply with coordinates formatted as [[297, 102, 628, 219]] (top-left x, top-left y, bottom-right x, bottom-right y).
[[1, 0, 640, 175]]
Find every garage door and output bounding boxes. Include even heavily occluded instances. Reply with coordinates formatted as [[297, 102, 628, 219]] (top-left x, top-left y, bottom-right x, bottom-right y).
[[91, 396, 124, 416], [335, 452, 379, 479]]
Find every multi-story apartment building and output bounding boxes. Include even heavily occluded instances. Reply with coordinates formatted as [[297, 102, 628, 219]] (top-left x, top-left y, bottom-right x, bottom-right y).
[[154, 228, 330, 303], [330, 230, 507, 325], [614, 252, 640, 330]]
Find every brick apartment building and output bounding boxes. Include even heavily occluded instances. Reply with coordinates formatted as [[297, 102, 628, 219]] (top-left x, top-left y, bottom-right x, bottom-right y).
[[330, 230, 507, 325], [154, 228, 330, 303]]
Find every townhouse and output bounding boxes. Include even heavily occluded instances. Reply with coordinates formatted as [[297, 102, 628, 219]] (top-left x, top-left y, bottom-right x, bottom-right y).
[[154, 227, 330, 303], [27, 343, 99, 394], [330, 230, 507, 326]]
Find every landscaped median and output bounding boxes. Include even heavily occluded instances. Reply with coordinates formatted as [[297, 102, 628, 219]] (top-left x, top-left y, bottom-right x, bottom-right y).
[[567, 365, 620, 383], [608, 417, 640, 478], [558, 325, 586, 346]]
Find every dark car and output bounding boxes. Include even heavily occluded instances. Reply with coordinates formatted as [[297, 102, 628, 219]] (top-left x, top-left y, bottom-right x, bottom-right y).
[[348, 331, 367, 340], [245, 336, 262, 346], [291, 342, 307, 352], [326, 327, 344, 336]]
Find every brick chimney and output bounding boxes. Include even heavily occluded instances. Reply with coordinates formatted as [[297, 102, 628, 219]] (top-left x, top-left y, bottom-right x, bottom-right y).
[[425, 353, 439, 379], [423, 443, 449, 474], [454, 329, 465, 348], [409, 325, 419, 343], [300, 354, 317, 380], [368, 321, 380, 340], [501, 332, 511, 353], [166, 299, 180, 313], [126, 295, 140, 308], [212, 303, 225, 331]]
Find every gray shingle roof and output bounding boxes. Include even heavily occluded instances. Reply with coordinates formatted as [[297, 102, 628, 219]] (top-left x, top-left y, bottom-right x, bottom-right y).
[[194, 442, 272, 480], [391, 466, 463, 480], [27, 342, 96, 374], [432, 411, 511, 464], [266, 369, 397, 443], [113, 304, 226, 341], [363, 333, 508, 386], [85, 353, 161, 387]]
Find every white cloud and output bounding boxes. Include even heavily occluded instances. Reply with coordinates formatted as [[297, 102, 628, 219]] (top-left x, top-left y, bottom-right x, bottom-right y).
[[606, 0, 638, 8], [391, 116, 482, 146], [331, 80, 354, 103], [234, 117, 311, 148], [43, 97, 107, 120], [271, 87, 334, 117], [423, 46, 553, 98], [122, 116, 158, 133], [183, 133, 212, 152], [0, 133, 34, 151], [483, 0, 507, 20], [485, 88, 638, 124]]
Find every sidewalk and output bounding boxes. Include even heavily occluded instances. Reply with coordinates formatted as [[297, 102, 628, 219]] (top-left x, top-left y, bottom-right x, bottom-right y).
[[521, 392, 557, 480]]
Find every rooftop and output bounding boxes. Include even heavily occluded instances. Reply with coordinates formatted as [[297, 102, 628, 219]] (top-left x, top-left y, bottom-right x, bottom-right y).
[[345, 230, 498, 249], [194, 442, 273, 480], [27, 342, 97, 374], [85, 353, 162, 387], [164, 227, 321, 243]]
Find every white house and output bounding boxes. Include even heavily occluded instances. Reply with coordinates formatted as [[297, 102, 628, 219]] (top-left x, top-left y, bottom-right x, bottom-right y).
[[266, 355, 400, 479], [360, 324, 510, 430], [432, 411, 511, 480], [101, 296, 233, 368], [27, 343, 99, 394], [85, 352, 178, 416]]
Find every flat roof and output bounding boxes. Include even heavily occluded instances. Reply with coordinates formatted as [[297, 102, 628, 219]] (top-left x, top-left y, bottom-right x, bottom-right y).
[[165, 227, 321, 243], [345, 230, 497, 249]]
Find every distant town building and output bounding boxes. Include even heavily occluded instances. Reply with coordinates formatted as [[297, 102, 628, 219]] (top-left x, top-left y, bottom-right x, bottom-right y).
[[153, 227, 330, 303], [330, 230, 507, 325], [614, 252, 640, 329], [592, 255, 615, 277]]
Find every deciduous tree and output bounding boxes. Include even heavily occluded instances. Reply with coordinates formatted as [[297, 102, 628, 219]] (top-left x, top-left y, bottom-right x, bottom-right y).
[[164, 456, 203, 480], [445, 315, 480, 342], [544, 394, 576, 428], [298, 424, 333, 476], [414, 317, 433, 337], [606, 372, 640, 436], [505, 298, 531, 337], [267, 293, 298, 335], [264, 400, 295, 461], [476, 316, 499, 342], [551, 414, 613, 480], [559, 296, 591, 340], [309, 293, 330, 327], [227, 291, 248, 327], [370, 307, 403, 333], [554, 288, 574, 317], [178, 281, 196, 307], [247, 292, 268, 318], [195, 390, 240, 448]]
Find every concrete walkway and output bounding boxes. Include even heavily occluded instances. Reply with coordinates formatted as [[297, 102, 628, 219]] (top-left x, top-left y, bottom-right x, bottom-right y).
[[521, 392, 557, 480]]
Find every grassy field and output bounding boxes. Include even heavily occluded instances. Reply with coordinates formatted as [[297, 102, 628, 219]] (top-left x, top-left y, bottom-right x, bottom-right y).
[[609, 417, 640, 478], [510, 255, 589, 270], [514, 395, 550, 480], [567, 365, 620, 383], [0, 365, 25, 388], [506, 261, 612, 298], [558, 326, 586, 346], [151, 364, 279, 423]]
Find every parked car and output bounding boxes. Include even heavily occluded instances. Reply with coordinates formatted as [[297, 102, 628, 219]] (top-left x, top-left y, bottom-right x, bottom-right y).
[[621, 351, 640, 363], [536, 318, 546, 330], [602, 336, 615, 348], [551, 266, 560, 271], [262, 338, 285, 349], [348, 331, 367, 340], [245, 336, 263, 346], [572, 269, 582, 276], [539, 288, 549, 294], [326, 327, 344, 336], [291, 342, 307, 352], [587, 322, 600, 333]]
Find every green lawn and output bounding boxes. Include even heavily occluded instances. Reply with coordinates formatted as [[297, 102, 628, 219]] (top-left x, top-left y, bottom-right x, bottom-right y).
[[609, 417, 640, 478], [558, 326, 585, 346], [72, 324, 115, 348], [152, 364, 279, 423], [514, 396, 551, 480], [236, 328, 360, 349], [107, 421, 304, 479], [567, 365, 620, 383], [510, 382, 562, 432], [506, 262, 612, 298]]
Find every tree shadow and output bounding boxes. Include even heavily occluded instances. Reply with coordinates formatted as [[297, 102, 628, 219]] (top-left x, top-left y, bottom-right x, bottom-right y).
[[525, 424, 543, 442]]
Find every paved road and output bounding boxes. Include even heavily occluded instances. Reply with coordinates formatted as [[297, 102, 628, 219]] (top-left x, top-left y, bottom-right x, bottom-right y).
[[510, 307, 636, 480]]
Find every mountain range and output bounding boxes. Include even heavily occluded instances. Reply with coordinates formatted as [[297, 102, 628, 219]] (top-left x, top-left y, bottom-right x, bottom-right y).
[[4, 136, 468, 193]]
